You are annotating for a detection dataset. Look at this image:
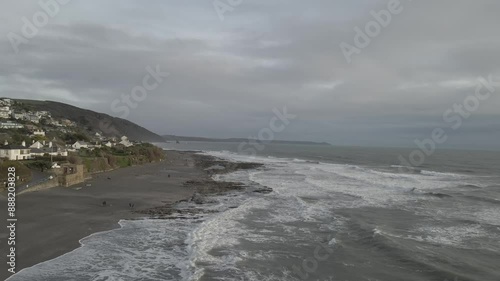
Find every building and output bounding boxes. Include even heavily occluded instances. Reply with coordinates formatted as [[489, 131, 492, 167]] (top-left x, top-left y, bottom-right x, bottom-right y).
[[92, 144, 102, 149], [30, 141, 68, 157], [72, 141, 89, 150], [0, 99, 12, 106], [11, 112, 26, 120], [104, 141, 114, 148], [0, 121, 23, 129], [0, 106, 11, 119], [32, 130, 46, 137], [35, 111, 51, 118], [30, 141, 44, 149], [26, 114, 40, 124], [119, 136, 133, 147], [30, 147, 68, 157], [53, 144, 68, 156], [0, 111, 10, 119], [0, 144, 31, 160]]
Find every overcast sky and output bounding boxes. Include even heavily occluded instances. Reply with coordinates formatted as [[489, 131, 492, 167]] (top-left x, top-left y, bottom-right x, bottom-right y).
[[1, 0, 499, 149]]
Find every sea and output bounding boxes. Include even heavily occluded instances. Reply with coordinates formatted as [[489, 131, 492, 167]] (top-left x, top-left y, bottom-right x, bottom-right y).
[[9, 142, 500, 281]]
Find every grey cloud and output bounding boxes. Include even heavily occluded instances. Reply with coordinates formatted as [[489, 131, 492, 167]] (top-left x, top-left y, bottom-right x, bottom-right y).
[[0, 0, 499, 149]]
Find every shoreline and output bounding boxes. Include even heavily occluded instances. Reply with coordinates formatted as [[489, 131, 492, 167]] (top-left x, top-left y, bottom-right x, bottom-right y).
[[0, 149, 263, 280], [0, 150, 201, 280]]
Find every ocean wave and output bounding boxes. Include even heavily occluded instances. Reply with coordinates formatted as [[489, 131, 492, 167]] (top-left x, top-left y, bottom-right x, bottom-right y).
[[420, 170, 465, 177], [8, 219, 199, 281]]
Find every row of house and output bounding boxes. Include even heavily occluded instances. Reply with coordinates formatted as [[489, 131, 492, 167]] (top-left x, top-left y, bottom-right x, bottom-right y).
[[0, 121, 24, 129], [0, 136, 135, 161], [71, 136, 134, 151], [0, 99, 77, 129], [0, 99, 46, 124], [0, 99, 12, 107], [0, 138, 139, 161], [0, 140, 69, 160], [30, 140, 68, 157]]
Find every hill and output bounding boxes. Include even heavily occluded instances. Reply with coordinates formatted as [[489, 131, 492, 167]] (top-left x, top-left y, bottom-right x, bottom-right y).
[[14, 99, 164, 142], [163, 135, 331, 146]]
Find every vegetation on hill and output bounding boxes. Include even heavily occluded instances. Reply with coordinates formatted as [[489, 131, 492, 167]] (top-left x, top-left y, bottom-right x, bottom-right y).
[[0, 129, 31, 145], [15, 99, 164, 142], [61, 132, 90, 143]]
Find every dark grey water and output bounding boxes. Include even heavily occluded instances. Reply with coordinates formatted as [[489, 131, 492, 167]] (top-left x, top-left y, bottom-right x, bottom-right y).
[[9, 143, 500, 281]]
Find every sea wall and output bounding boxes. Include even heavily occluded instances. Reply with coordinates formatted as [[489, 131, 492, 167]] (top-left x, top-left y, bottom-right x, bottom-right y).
[[18, 178, 59, 195]]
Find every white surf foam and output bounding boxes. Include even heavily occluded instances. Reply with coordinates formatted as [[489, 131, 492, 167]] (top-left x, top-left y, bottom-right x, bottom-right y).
[[8, 219, 200, 281]]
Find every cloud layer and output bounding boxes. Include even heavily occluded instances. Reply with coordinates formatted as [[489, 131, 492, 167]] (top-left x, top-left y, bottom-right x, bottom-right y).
[[1, 0, 499, 149]]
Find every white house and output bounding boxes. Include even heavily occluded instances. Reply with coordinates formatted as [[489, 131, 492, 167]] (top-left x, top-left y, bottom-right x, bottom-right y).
[[0, 106, 11, 119], [0, 111, 10, 119], [119, 136, 133, 147], [30, 141, 44, 149], [0, 99, 12, 106], [104, 141, 114, 148], [0, 121, 23, 129], [0, 144, 31, 160], [72, 141, 89, 150], [35, 111, 51, 118], [52, 144, 68, 156], [11, 112, 26, 120], [30, 147, 68, 157], [26, 114, 40, 124], [32, 130, 46, 137]]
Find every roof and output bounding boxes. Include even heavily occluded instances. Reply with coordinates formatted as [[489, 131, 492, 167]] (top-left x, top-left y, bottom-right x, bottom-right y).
[[0, 145, 29, 150], [31, 147, 57, 153]]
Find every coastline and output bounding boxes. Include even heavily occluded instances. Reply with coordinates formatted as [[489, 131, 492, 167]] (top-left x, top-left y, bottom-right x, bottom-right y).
[[0, 149, 264, 280], [0, 150, 200, 280]]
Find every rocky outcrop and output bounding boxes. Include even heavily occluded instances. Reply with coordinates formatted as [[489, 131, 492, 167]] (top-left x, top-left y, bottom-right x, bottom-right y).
[[136, 153, 270, 218]]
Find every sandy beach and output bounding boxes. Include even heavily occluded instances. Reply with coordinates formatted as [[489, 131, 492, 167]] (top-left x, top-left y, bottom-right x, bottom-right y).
[[0, 150, 205, 280]]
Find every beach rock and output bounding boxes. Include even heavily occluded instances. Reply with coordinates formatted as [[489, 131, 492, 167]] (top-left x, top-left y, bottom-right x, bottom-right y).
[[191, 193, 205, 204], [253, 187, 273, 194]]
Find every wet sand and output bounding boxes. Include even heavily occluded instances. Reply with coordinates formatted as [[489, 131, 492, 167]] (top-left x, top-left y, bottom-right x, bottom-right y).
[[0, 150, 204, 280]]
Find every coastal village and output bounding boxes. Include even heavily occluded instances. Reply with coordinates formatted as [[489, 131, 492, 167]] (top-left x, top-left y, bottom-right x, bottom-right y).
[[0, 98, 163, 192]]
